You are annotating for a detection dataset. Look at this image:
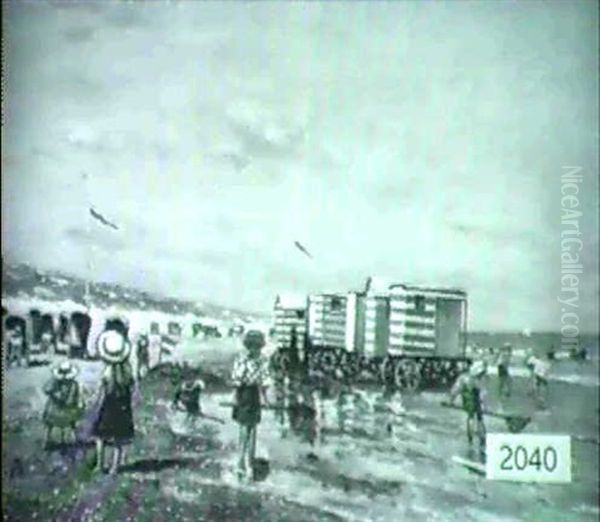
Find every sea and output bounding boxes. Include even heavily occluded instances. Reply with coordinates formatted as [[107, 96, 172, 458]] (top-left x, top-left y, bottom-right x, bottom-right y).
[[172, 332, 600, 522]]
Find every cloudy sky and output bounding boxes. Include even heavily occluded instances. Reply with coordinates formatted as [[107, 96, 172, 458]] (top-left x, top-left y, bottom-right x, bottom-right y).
[[2, 0, 598, 331]]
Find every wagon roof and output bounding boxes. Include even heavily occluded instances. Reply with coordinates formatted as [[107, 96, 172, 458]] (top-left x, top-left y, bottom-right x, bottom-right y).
[[390, 283, 467, 296], [275, 293, 307, 309], [364, 276, 396, 294]]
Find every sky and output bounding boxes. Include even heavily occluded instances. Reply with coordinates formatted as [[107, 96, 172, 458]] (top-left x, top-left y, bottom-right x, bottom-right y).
[[2, 0, 598, 332]]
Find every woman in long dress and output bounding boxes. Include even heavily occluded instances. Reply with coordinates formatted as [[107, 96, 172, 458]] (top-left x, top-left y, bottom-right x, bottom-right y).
[[231, 330, 270, 479], [92, 330, 136, 474]]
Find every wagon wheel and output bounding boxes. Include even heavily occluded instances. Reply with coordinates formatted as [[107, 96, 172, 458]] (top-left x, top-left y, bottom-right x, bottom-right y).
[[394, 359, 421, 392], [351, 354, 365, 378], [380, 356, 395, 384], [320, 351, 337, 375], [338, 351, 357, 379], [439, 361, 457, 386], [307, 350, 322, 374], [363, 358, 380, 381], [359, 355, 378, 379]]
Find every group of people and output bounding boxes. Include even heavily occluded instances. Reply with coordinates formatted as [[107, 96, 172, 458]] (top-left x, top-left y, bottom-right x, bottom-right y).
[[447, 342, 554, 454], [42, 330, 137, 474], [40, 326, 559, 480], [39, 326, 274, 479]]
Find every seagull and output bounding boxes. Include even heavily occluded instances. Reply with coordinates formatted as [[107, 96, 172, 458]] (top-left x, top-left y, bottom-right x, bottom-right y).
[[294, 241, 313, 259], [89, 207, 119, 230]]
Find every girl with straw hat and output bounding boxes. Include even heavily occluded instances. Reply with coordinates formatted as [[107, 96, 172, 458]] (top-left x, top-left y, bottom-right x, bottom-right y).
[[91, 330, 136, 474], [42, 361, 83, 449], [230, 329, 271, 479]]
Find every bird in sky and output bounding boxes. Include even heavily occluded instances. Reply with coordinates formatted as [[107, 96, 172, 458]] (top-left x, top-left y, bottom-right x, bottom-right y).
[[294, 241, 313, 259], [89, 207, 119, 230]]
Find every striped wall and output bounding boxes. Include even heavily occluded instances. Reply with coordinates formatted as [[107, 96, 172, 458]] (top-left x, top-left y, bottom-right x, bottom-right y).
[[388, 285, 466, 355], [273, 281, 467, 359], [364, 294, 389, 357], [345, 293, 357, 352], [274, 301, 307, 353], [308, 294, 347, 349]]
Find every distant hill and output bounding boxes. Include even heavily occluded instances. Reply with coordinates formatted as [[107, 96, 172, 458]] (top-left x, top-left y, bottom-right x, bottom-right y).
[[1, 261, 263, 322]]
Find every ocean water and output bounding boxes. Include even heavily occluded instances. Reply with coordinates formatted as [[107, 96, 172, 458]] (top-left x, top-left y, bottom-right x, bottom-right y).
[[468, 332, 599, 388], [195, 360, 599, 522]]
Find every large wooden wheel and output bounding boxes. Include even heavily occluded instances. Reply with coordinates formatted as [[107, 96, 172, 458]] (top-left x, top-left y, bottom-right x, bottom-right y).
[[380, 356, 396, 383], [394, 359, 421, 391]]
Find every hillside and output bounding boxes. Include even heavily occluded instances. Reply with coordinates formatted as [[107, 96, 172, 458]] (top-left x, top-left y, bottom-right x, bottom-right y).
[[1, 261, 263, 321]]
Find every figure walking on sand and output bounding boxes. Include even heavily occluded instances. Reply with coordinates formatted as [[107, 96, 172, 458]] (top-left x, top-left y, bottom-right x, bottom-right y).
[[525, 349, 551, 408], [42, 361, 83, 449], [231, 330, 271, 479], [91, 330, 136, 474], [136, 333, 150, 380], [448, 360, 488, 451], [496, 342, 513, 398]]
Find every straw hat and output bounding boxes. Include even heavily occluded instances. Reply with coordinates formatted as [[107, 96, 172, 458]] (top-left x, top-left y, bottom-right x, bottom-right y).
[[53, 361, 79, 381], [97, 330, 131, 364], [469, 360, 487, 377], [182, 379, 206, 391], [243, 330, 266, 350]]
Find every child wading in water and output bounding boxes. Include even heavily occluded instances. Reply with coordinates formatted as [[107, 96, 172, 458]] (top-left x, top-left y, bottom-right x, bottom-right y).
[[92, 330, 136, 474], [231, 330, 270, 479], [173, 377, 206, 426], [448, 360, 488, 453], [42, 361, 83, 449], [525, 350, 551, 408]]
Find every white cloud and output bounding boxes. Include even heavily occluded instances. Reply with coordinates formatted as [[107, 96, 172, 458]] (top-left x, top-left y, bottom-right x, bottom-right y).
[[2, 1, 598, 331]]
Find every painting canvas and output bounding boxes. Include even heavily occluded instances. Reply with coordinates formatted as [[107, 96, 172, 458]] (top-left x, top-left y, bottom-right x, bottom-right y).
[[2, 1, 598, 521]]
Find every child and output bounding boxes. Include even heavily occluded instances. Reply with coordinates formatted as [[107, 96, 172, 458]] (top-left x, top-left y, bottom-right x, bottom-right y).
[[173, 378, 206, 422], [43, 361, 83, 449], [92, 330, 136, 474], [525, 351, 551, 408], [496, 343, 513, 398], [231, 330, 270, 479], [448, 360, 488, 450], [288, 385, 320, 450], [40, 330, 55, 356]]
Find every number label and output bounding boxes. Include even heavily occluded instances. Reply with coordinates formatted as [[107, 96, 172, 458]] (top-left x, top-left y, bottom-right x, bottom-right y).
[[486, 434, 571, 483]]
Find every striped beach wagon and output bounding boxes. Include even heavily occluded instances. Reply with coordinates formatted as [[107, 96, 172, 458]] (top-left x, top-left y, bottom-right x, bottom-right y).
[[271, 278, 471, 390]]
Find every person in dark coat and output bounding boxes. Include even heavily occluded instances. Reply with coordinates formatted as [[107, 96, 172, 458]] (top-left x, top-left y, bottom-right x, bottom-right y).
[[496, 343, 513, 398], [231, 330, 270, 479], [42, 361, 83, 448], [136, 334, 150, 380], [92, 330, 136, 474]]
